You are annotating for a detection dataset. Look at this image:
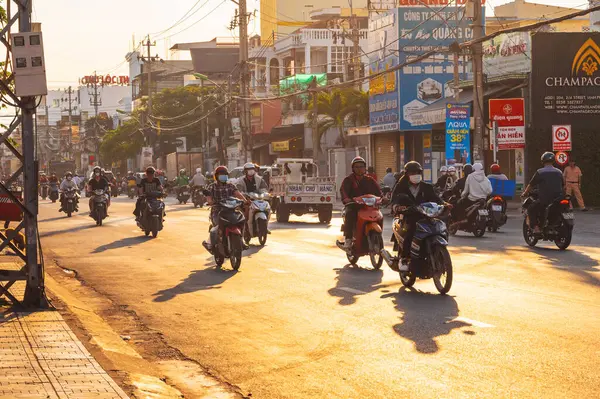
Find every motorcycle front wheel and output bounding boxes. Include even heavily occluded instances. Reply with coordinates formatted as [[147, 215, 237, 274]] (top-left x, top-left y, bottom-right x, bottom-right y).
[[257, 219, 268, 246], [367, 231, 384, 270], [522, 219, 538, 247], [400, 271, 416, 288], [431, 245, 453, 295], [229, 234, 243, 270]]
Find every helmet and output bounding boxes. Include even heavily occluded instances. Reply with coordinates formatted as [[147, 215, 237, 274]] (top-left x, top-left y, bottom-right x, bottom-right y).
[[146, 166, 156, 174], [179, 169, 186, 175], [243, 162, 255, 171], [541, 151, 555, 163], [41, 172, 46, 176], [196, 168, 202, 174], [386, 167, 393, 173], [214, 166, 229, 176], [93, 166, 101, 173], [404, 161, 423, 174], [440, 165, 448, 173], [463, 164, 473, 176], [447, 166, 456, 174], [127, 170, 132, 174], [101, 168, 106, 174], [65, 171, 73, 177], [351, 156, 366, 167], [490, 163, 501, 174]]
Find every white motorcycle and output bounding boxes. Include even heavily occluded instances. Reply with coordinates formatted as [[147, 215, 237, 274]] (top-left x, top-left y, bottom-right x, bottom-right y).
[[244, 191, 271, 246]]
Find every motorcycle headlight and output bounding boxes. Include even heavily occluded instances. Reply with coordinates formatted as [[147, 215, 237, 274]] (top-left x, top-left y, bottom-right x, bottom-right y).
[[362, 197, 377, 206]]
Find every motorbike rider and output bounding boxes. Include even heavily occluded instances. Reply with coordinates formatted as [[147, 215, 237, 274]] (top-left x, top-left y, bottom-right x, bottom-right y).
[[190, 168, 206, 189], [49, 172, 59, 185], [87, 166, 110, 216], [521, 152, 564, 234], [174, 169, 190, 191], [435, 166, 452, 191], [202, 166, 247, 251], [236, 162, 268, 194], [59, 172, 79, 213], [391, 161, 446, 272], [39, 172, 48, 184], [134, 166, 163, 221], [488, 164, 508, 180], [451, 164, 472, 197], [452, 163, 492, 225], [339, 157, 382, 250], [383, 168, 396, 189]]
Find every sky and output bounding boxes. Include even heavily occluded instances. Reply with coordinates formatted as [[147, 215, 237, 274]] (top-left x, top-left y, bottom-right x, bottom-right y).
[[35, 0, 589, 89]]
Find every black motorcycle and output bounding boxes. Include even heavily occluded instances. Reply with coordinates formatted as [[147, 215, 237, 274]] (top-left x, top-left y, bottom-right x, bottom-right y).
[[40, 182, 49, 200], [204, 197, 245, 270], [522, 193, 574, 250], [49, 182, 59, 203], [90, 189, 108, 226], [448, 196, 489, 237], [137, 192, 165, 238], [486, 195, 507, 232], [192, 185, 206, 208], [61, 188, 79, 217], [176, 186, 190, 204], [381, 201, 453, 295]]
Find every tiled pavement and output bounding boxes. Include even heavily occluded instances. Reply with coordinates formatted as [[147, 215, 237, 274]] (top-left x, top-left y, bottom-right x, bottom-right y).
[[0, 309, 129, 399]]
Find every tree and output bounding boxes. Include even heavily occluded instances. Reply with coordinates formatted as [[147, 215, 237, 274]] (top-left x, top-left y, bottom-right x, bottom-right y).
[[308, 88, 369, 153], [99, 115, 144, 166]]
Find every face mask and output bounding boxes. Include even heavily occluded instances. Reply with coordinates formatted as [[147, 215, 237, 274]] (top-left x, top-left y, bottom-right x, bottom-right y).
[[247, 170, 256, 177], [94, 172, 100, 177], [409, 174, 422, 184], [67, 176, 72, 181], [218, 175, 228, 183]]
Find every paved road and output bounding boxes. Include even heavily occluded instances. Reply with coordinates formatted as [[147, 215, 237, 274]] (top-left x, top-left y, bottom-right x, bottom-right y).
[[39, 196, 600, 399]]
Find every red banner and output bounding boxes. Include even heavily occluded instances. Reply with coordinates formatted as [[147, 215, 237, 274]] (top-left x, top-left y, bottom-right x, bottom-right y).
[[489, 98, 525, 150]]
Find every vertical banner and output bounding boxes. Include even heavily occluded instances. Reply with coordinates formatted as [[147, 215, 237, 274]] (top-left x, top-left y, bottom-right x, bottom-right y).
[[423, 133, 432, 183], [445, 104, 471, 164], [399, 134, 405, 168], [515, 148, 525, 189]]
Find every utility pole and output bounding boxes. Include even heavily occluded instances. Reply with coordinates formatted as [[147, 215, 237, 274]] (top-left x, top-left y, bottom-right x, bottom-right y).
[[238, 0, 251, 162], [143, 36, 155, 124], [86, 71, 102, 165], [471, 0, 485, 164], [311, 76, 319, 157], [61, 86, 77, 158], [350, 0, 361, 86]]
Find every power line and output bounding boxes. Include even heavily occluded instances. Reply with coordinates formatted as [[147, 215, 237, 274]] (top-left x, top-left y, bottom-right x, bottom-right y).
[[158, 0, 229, 41], [151, 0, 208, 37]]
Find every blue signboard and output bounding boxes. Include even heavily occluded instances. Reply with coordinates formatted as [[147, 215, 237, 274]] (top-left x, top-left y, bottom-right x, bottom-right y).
[[445, 103, 471, 164], [397, 5, 483, 131], [368, 9, 401, 133]]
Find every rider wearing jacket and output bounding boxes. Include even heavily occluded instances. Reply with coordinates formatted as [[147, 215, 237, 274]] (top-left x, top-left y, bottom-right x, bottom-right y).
[[453, 163, 492, 223], [134, 167, 163, 221], [87, 166, 110, 216], [391, 161, 444, 271], [236, 162, 268, 194], [59, 172, 79, 212], [339, 157, 382, 249], [487, 164, 508, 181], [451, 164, 472, 197], [190, 168, 206, 187]]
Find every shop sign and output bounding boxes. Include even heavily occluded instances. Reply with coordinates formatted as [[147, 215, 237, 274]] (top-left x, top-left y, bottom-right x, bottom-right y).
[[445, 103, 471, 164], [272, 140, 289, 151], [483, 32, 531, 78], [79, 74, 129, 86], [489, 98, 525, 150]]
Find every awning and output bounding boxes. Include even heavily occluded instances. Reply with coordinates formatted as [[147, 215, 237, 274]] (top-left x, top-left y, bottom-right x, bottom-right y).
[[408, 82, 527, 126], [270, 123, 304, 139]]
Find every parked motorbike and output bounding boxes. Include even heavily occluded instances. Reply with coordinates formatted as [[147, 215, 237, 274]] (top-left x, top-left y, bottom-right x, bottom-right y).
[[176, 186, 190, 204], [336, 195, 384, 269], [137, 191, 165, 238], [40, 182, 49, 200], [486, 195, 507, 232], [90, 189, 108, 226], [61, 188, 79, 217], [522, 192, 574, 250], [49, 182, 59, 203], [204, 197, 245, 270], [447, 196, 489, 237], [381, 201, 453, 295], [192, 185, 206, 208], [244, 191, 271, 246]]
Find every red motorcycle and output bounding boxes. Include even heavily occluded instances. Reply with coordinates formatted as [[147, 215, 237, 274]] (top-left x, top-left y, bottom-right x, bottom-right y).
[[337, 195, 384, 269]]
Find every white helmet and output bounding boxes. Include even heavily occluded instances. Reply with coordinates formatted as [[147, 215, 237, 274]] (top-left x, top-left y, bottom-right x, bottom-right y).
[[196, 168, 202, 174], [440, 166, 448, 173], [243, 162, 255, 171], [447, 166, 456, 174]]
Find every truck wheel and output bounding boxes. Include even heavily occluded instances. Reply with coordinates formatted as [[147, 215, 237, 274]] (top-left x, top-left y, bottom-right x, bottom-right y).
[[276, 204, 290, 223], [318, 206, 333, 224]]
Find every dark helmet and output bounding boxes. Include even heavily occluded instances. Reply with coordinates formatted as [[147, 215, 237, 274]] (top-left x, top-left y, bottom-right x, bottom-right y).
[[145, 166, 156, 174], [214, 165, 229, 176], [490, 164, 501, 174], [541, 151, 555, 163], [351, 156, 366, 167], [463, 163, 473, 176], [386, 167, 392, 173], [65, 171, 73, 177], [404, 161, 423, 174]]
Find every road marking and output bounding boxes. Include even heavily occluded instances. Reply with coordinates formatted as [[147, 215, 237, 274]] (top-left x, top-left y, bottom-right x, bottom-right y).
[[268, 268, 289, 274], [337, 287, 367, 295], [446, 317, 495, 328]]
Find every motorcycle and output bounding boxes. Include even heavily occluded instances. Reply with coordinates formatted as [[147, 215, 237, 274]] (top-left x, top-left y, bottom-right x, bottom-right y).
[[49, 182, 59, 203], [447, 196, 489, 237], [128, 183, 137, 199], [522, 193, 574, 250], [40, 182, 49, 200], [205, 197, 245, 270], [90, 189, 108, 226], [486, 195, 507, 232], [244, 191, 271, 246], [192, 185, 206, 208], [137, 191, 165, 238], [176, 186, 190, 204], [381, 201, 453, 295], [336, 195, 384, 269], [61, 188, 79, 217]]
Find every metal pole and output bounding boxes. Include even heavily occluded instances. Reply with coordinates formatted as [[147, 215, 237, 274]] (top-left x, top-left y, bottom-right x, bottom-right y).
[[20, 0, 43, 306], [67, 86, 73, 156], [238, 0, 250, 162], [493, 121, 498, 164], [146, 36, 152, 123], [471, 0, 484, 164]]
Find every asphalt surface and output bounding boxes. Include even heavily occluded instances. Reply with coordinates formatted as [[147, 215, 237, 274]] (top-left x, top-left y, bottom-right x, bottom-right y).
[[39, 196, 600, 399]]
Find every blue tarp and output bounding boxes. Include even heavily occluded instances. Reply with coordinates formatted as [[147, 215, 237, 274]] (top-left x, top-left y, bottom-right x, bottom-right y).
[[490, 179, 517, 198]]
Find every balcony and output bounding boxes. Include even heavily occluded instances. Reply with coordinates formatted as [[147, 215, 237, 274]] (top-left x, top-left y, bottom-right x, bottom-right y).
[[274, 28, 369, 55]]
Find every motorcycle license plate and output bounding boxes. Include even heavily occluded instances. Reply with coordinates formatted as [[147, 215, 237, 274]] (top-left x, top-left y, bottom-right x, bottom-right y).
[[562, 212, 574, 220], [491, 205, 502, 212], [182, 191, 189, 195], [478, 209, 489, 216]]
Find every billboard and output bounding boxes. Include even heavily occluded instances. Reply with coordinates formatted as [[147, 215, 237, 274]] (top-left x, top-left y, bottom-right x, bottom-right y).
[[368, 9, 400, 133], [445, 103, 471, 164], [397, 5, 483, 131], [483, 32, 531, 78], [489, 98, 525, 150]]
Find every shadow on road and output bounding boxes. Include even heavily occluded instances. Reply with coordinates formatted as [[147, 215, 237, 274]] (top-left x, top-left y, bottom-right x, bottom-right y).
[[92, 236, 149, 253], [328, 265, 384, 306], [152, 267, 237, 302], [383, 288, 470, 354], [39, 214, 84, 223]]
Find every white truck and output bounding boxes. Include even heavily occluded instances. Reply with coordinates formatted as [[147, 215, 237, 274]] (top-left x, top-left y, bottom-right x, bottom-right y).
[[270, 158, 335, 224]]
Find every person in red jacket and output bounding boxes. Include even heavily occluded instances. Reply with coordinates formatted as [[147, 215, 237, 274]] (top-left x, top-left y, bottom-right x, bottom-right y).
[[339, 157, 382, 249]]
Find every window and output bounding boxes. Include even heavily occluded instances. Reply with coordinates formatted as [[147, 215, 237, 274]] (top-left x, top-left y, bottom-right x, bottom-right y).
[[13, 36, 25, 47], [31, 56, 42, 67], [330, 46, 346, 73], [29, 35, 40, 45], [16, 57, 26, 68]]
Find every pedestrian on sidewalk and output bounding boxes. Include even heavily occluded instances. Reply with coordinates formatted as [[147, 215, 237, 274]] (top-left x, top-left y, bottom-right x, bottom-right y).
[[563, 159, 587, 211]]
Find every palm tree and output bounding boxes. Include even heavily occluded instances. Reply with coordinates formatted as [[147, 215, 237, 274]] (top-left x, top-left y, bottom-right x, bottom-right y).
[[308, 88, 368, 154]]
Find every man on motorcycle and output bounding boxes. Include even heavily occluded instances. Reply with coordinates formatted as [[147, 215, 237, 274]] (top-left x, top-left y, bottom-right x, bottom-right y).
[[39, 172, 48, 184], [522, 152, 564, 234], [452, 163, 492, 225], [134, 166, 163, 221], [383, 168, 396, 189], [435, 166, 452, 191], [202, 166, 247, 251], [190, 168, 206, 188], [488, 164, 508, 180], [391, 161, 445, 271], [236, 163, 268, 194], [339, 157, 382, 250], [59, 172, 79, 212], [451, 164, 472, 197], [87, 166, 110, 216], [49, 173, 59, 185], [175, 169, 189, 189]]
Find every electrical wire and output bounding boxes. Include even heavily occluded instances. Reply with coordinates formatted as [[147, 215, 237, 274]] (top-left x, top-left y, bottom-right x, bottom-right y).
[[149, 93, 219, 121], [158, 0, 229, 41], [147, 100, 231, 132], [151, 0, 209, 37]]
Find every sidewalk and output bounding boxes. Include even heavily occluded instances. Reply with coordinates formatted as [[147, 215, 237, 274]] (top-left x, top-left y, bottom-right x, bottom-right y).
[[0, 308, 128, 399]]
